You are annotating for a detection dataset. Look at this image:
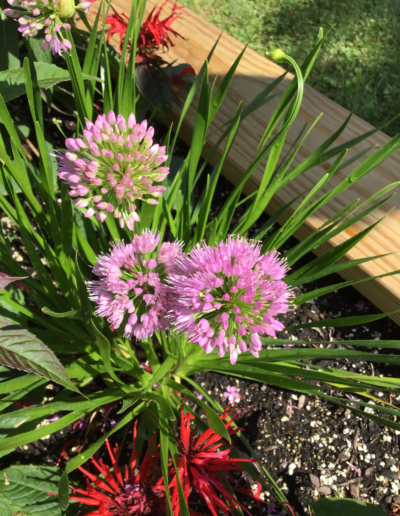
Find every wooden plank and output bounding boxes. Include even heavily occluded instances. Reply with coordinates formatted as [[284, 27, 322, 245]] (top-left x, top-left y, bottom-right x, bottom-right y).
[[82, 0, 400, 324]]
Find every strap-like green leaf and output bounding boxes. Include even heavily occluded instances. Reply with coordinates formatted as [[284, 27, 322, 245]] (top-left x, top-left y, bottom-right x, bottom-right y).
[[309, 497, 388, 516]]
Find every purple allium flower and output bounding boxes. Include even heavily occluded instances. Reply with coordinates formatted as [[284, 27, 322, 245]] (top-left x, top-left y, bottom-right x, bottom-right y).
[[168, 236, 292, 364], [57, 112, 169, 230], [88, 231, 179, 340], [40, 33, 72, 56], [223, 385, 240, 404], [346, 394, 360, 407], [4, 0, 89, 56], [355, 300, 366, 311], [283, 344, 294, 348], [157, 241, 184, 274]]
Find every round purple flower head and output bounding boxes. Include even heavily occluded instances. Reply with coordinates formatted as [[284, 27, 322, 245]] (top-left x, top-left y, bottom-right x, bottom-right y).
[[57, 111, 169, 230], [169, 236, 292, 364], [88, 231, 182, 340], [4, 0, 90, 56]]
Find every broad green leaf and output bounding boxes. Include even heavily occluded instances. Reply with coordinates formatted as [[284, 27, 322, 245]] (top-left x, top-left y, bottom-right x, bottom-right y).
[[0, 465, 62, 516], [309, 497, 387, 516], [0, 316, 82, 394], [135, 63, 173, 116], [0, 62, 100, 102]]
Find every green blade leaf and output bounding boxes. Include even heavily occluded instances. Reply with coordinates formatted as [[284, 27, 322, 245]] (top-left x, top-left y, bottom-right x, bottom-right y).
[[0, 316, 82, 394], [167, 379, 231, 443], [41, 307, 82, 319], [309, 498, 387, 516], [91, 321, 124, 385], [284, 310, 400, 331]]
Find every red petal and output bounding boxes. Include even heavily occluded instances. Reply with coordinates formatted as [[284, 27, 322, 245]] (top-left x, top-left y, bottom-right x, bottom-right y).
[[105, 439, 124, 487], [77, 465, 116, 494]]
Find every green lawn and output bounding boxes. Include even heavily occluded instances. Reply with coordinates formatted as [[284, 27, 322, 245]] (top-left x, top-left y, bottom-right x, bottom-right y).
[[181, 0, 400, 136]]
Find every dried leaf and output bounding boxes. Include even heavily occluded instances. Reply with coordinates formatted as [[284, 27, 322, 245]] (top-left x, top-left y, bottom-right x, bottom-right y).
[[310, 473, 320, 488], [0, 275, 27, 292]]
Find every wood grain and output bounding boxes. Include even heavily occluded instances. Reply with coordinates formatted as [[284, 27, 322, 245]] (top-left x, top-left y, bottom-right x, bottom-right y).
[[80, 0, 400, 324]]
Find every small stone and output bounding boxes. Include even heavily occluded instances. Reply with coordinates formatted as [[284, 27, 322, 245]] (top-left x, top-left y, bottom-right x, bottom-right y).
[[281, 416, 290, 422], [364, 467, 374, 477], [382, 469, 398, 480], [383, 496, 392, 504], [298, 395, 306, 409]]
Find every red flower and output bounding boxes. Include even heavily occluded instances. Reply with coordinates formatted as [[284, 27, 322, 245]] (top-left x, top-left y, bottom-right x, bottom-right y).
[[170, 406, 261, 516], [69, 422, 165, 515], [104, 7, 129, 53], [169, 66, 196, 97], [12, 399, 34, 408], [104, 1, 186, 60]]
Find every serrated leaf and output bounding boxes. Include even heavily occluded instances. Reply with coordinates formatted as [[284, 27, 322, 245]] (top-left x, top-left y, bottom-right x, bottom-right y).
[[0, 316, 82, 394], [0, 62, 101, 103], [309, 497, 387, 516], [0, 465, 62, 516], [0, 275, 27, 292]]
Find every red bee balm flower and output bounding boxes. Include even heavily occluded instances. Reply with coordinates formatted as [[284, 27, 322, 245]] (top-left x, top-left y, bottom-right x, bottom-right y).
[[170, 406, 261, 516], [104, 1, 185, 60], [70, 422, 165, 515], [104, 7, 129, 53]]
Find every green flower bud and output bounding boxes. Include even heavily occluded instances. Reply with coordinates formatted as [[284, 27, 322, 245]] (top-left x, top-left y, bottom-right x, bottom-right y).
[[266, 49, 286, 64], [58, 0, 75, 18]]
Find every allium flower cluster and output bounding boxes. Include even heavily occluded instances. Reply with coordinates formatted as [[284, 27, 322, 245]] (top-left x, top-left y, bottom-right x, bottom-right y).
[[88, 231, 183, 340], [168, 236, 292, 365], [58, 112, 169, 230], [4, 0, 91, 56]]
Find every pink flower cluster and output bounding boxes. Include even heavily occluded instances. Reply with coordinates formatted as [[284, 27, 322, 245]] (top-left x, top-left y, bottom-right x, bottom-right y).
[[168, 236, 292, 365], [89, 233, 292, 363], [4, 0, 91, 56], [58, 112, 169, 230], [88, 231, 183, 340]]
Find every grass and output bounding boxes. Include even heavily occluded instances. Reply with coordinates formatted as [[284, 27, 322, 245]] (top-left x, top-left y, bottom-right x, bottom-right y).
[[180, 0, 400, 136]]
